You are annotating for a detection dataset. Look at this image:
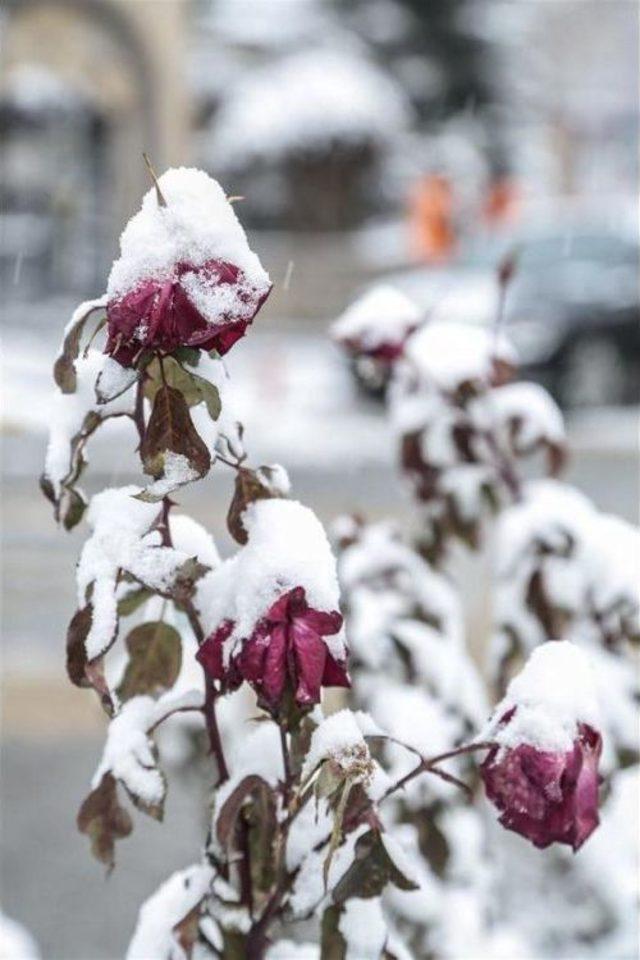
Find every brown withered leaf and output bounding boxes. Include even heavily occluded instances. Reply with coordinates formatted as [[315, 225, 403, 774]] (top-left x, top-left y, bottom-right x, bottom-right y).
[[171, 557, 210, 608], [77, 772, 133, 871], [215, 774, 274, 849], [66, 605, 92, 687], [85, 657, 115, 716], [140, 385, 211, 481], [246, 782, 278, 893], [173, 903, 201, 959], [53, 302, 105, 394], [320, 904, 346, 960], [331, 829, 418, 903], [227, 467, 282, 545], [117, 621, 182, 702]]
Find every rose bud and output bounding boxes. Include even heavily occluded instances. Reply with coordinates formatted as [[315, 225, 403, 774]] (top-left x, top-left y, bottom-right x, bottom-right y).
[[197, 586, 349, 713], [480, 641, 602, 851], [105, 168, 271, 367], [331, 285, 421, 363], [197, 499, 349, 716]]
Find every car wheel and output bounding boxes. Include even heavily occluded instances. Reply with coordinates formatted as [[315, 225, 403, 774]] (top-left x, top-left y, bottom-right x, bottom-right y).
[[559, 336, 627, 408]]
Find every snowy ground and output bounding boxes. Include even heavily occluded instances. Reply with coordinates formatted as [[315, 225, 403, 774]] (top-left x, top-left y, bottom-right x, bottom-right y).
[[1, 302, 637, 958]]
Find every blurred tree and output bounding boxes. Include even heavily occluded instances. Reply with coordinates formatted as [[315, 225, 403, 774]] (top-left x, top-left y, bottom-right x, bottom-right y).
[[341, 0, 509, 173]]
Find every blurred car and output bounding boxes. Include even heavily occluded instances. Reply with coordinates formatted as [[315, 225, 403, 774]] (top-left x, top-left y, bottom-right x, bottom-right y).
[[380, 225, 640, 407]]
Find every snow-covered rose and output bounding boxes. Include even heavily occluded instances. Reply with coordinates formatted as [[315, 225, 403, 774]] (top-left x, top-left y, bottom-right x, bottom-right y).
[[105, 168, 271, 366], [480, 641, 602, 851], [481, 710, 601, 851], [332, 286, 420, 365], [197, 586, 349, 714]]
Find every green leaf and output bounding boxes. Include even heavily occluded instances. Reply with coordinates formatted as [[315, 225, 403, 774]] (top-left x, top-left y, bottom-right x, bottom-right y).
[[323, 777, 354, 890], [174, 346, 201, 368], [144, 356, 221, 420], [77, 773, 133, 872], [62, 487, 88, 531], [117, 587, 154, 618], [53, 302, 105, 394], [331, 830, 419, 903], [140, 384, 211, 481], [117, 621, 182, 702], [215, 774, 274, 849]]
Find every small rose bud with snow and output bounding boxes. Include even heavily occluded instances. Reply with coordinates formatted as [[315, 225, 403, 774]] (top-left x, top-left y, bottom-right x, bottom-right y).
[[331, 286, 421, 364], [105, 168, 271, 367], [480, 641, 602, 851], [197, 500, 349, 716]]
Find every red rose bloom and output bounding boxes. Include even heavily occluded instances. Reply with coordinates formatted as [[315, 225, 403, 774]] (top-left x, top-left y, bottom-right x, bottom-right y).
[[106, 258, 271, 367], [481, 711, 602, 851], [197, 586, 350, 713]]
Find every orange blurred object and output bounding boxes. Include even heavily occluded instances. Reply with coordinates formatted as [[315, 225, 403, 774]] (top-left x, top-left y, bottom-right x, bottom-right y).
[[483, 178, 520, 227], [410, 174, 456, 264]]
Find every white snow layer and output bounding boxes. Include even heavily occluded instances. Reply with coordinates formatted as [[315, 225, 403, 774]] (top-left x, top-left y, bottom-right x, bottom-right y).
[[126, 862, 214, 960], [401, 321, 516, 392], [77, 486, 192, 659], [331, 285, 421, 349], [93, 690, 203, 808], [200, 499, 344, 660], [45, 348, 135, 497], [486, 641, 600, 753], [491, 381, 565, 449], [107, 167, 270, 311], [0, 913, 40, 960], [211, 49, 410, 164], [339, 897, 388, 960]]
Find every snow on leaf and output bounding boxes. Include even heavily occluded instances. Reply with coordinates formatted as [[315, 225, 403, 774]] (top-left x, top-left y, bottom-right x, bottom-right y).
[[95, 356, 138, 404], [140, 384, 211, 487], [91, 689, 204, 824], [53, 297, 107, 394], [76, 486, 193, 660], [42, 349, 136, 523], [126, 862, 214, 960]]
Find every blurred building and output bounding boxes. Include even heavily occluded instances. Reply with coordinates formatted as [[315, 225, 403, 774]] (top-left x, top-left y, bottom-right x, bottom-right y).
[[0, 0, 636, 303], [1, 0, 190, 294]]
